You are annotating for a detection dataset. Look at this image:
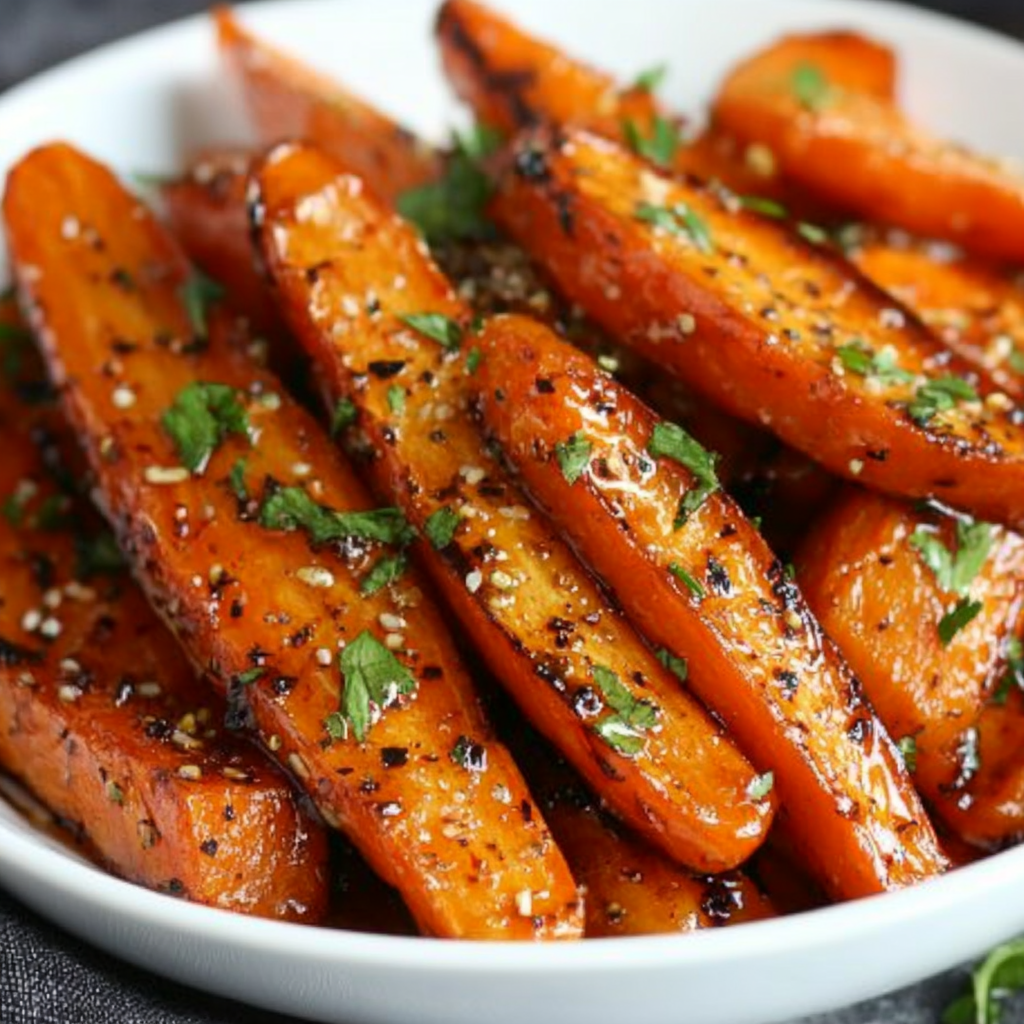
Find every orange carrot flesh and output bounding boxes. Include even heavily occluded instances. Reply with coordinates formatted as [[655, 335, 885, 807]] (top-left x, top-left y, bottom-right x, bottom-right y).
[[3, 141, 581, 941], [254, 140, 776, 874], [491, 126, 1024, 528]]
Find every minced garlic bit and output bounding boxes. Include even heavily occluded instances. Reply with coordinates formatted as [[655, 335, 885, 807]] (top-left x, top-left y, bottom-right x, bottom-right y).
[[296, 566, 335, 588], [465, 570, 483, 594]]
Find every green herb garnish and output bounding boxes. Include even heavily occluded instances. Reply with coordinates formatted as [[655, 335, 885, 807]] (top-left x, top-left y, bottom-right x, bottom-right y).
[[648, 421, 720, 526], [259, 487, 415, 548], [622, 115, 681, 169], [465, 347, 482, 375], [590, 664, 658, 757], [791, 62, 832, 111], [992, 637, 1024, 706], [236, 668, 265, 686], [399, 312, 463, 352], [179, 270, 225, 340], [747, 771, 774, 801], [796, 221, 829, 245], [337, 630, 417, 742], [655, 647, 688, 683], [739, 195, 789, 219], [229, 458, 249, 503], [668, 562, 706, 599], [630, 63, 668, 93], [387, 385, 406, 415], [908, 376, 978, 426], [910, 518, 993, 598], [331, 397, 358, 436], [939, 598, 984, 646], [161, 382, 250, 474], [360, 553, 408, 596], [555, 432, 592, 485], [424, 506, 461, 550], [635, 201, 714, 253], [943, 938, 1024, 1024], [74, 530, 126, 579], [835, 340, 914, 385], [897, 735, 918, 774]]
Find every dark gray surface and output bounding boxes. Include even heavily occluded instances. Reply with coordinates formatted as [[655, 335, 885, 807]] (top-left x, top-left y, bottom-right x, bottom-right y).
[[0, 1, 1022, 1022]]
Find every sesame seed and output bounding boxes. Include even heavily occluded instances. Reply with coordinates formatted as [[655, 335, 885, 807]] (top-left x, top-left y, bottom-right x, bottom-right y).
[[465, 570, 483, 594], [745, 143, 776, 178], [515, 890, 533, 917], [58, 658, 81, 674], [677, 313, 697, 335], [379, 612, 406, 631], [64, 582, 97, 602], [136, 682, 162, 698], [848, 459, 864, 476], [144, 466, 190, 485], [138, 821, 158, 849], [268, 734, 282, 752], [178, 765, 203, 781], [39, 617, 62, 639], [57, 684, 82, 704], [20, 609, 41, 633], [288, 753, 310, 780], [258, 392, 281, 411], [112, 385, 136, 409], [384, 633, 405, 650], [291, 462, 312, 477], [341, 296, 360, 317], [221, 767, 250, 781], [43, 588, 62, 610], [61, 215, 80, 239], [986, 392, 1014, 412], [784, 609, 803, 631], [315, 647, 333, 667], [490, 570, 515, 590], [492, 784, 512, 804], [459, 465, 486, 486], [173, 730, 203, 751], [498, 505, 531, 520], [296, 566, 335, 588]]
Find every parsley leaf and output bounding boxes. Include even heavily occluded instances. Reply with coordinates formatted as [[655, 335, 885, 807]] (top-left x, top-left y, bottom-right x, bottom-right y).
[[323, 711, 348, 742], [668, 561, 706, 599], [555, 432, 592, 485], [360, 552, 408, 596], [796, 221, 830, 246], [424, 506, 461, 550], [229, 458, 249, 503], [465, 347, 482, 375], [179, 270, 225, 340], [648, 421, 720, 526], [897, 735, 918, 774], [739, 195, 789, 219], [331, 397, 358, 436], [943, 938, 1024, 1024], [635, 201, 714, 253], [622, 116, 681, 169], [908, 376, 978, 426], [655, 647, 688, 683], [992, 637, 1024, 706], [387, 385, 406, 415], [630, 63, 668, 92], [399, 312, 463, 352], [395, 124, 501, 243], [338, 631, 417, 742], [791, 62, 832, 111], [236, 667, 265, 686], [590, 664, 658, 757], [259, 486, 415, 548], [910, 518, 994, 597], [747, 771, 774, 801], [161, 382, 250, 474], [939, 598, 983, 646], [835, 340, 914, 385]]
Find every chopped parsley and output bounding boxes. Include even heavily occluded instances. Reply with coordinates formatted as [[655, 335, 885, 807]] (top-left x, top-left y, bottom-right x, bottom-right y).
[[74, 530, 126, 579], [897, 735, 918, 774], [668, 562, 706, 599], [323, 712, 348, 742], [331, 397, 358, 436], [424, 506, 461, 550], [465, 347, 482, 375], [655, 647, 688, 683], [1009, 348, 1024, 375], [747, 771, 774, 801], [796, 221, 829, 245], [943, 938, 1024, 1024], [739, 195, 788, 219], [399, 312, 463, 352], [590, 664, 658, 757], [992, 637, 1024, 706], [835, 340, 913, 385], [336, 630, 416, 742], [106, 781, 125, 805], [647, 421, 720, 526], [622, 115, 681, 169], [910, 518, 994, 598], [236, 667, 265, 686], [555, 432, 592, 485], [395, 124, 501, 243], [635, 201, 714, 253], [939, 598, 984, 646], [360, 552, 408, 596], [630, 63, 668, 92], [179, 270, 225, 340], [229, 458, 249, 503], [387, 385, 406, 415], [161, 382, 250, 474], [259, 486, 415, 548], [908, 375, 978, 426], [791, 62, 832, 111]]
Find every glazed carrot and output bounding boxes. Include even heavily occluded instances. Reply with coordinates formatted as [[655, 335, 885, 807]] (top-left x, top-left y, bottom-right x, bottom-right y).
[[255, 140, 777, 873], [4, 142, 582, 941], [215, 7, 440, 203], [712, 32, 1024, 262], [797, 488, 1024, 834], [848, 229, 1024, 402], [473, 313, 947, 898], [491, 127, 1024, 528], [0, 300, 328, 920]]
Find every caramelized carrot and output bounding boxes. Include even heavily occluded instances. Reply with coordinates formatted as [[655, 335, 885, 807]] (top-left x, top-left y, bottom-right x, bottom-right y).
[[255, 140, 776, 873], [0, 300, 328, 920], [797, 488, 1024, 834], [215, 7, 440, 203], [849, 229, 1024, 402], [4, 141, 581, 940], [712, 32, 1024, 262], [491, 127, 1024, 528], [473, 313, 946, 898]]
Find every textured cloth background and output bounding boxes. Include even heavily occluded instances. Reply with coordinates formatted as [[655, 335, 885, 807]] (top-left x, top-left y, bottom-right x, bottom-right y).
[[1, 1, 1024, 1022]]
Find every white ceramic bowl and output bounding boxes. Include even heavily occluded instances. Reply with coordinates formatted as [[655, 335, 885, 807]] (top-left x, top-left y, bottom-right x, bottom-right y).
[[2, 2, 1024, 1022]]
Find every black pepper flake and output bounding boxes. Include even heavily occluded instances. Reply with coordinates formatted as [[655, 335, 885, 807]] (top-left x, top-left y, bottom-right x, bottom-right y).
[[166, 878, 185, 895], [774, 669, 799, 698], [229, 599, 245, 619], [200, 838, 218, 857], [847, 717, 872, 744], [113, 679, 134, 708], [144, 718, 175, 741], [700, 877, 742, 924], [271, 675, 297, 696], [368, 360, 406, 379], [514, 146, 550, 181], [359, 777, 380, 795], [451, 735, 488, 772], [520, 800, 533, 823], [381, 747, 409, 769], [706, 557, 731, 596], [0, 636, 43, 667], [421, 665, 443, 680], [223, 804, 235, 822], [535, 378, 556, 394], [572, 685, 602, 718]]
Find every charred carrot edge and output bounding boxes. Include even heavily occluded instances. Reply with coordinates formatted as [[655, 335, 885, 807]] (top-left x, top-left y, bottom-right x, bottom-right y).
[[711, 32, 1024, 262], [0, 300, 329, 920], [849, 231, 1024, 402], [215, 7, 441, 204], [254, 139, 777, 873], [491, 126, 1024, 528], [4, 141, 581, 941], [797, 488, 1024, 832], [473, 313, 946, 898]]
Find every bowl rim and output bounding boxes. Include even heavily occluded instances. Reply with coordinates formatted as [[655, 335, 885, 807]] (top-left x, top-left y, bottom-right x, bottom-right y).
[[2, 0, 1024, 977]]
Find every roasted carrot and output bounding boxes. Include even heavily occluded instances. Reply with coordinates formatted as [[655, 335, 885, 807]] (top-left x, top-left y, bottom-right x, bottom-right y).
[[472, 312, 946, 898], [848, 229, 1024, 402], [4, 141, 582, 940], [255, 140, 777, 873], [491, 127, 1024, 527], [215, 7, 440, 203], [712, 32, 1024, 262], [797, 488, 1024, 834], [0, 300, 329, 920]]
